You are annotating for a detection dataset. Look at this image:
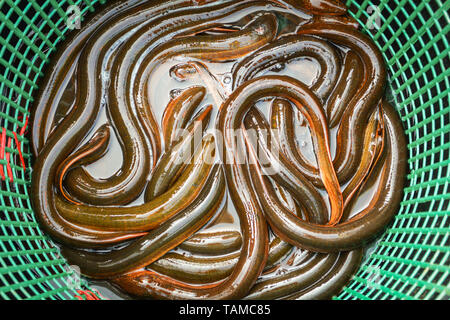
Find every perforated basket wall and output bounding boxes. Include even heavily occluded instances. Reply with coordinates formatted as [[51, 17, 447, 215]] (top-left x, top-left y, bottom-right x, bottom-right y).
[[0, 0, 448, 300]]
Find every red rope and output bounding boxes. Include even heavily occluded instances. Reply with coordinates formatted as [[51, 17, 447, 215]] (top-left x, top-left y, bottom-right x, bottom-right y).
[[0, 116, 29, 180], [0, 128, 5, 181], [5, 137, 13, 182], [13, 132, 26, 170], [19, 116, 28, 136], [75, 289, 102, 300]]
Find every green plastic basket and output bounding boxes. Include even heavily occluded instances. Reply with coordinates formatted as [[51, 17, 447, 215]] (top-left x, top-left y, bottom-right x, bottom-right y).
[[0, 0, 448, 300]]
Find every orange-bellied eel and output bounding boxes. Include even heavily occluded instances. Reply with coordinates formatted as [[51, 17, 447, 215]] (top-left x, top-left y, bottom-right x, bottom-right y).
[[272, 180, 306, 221], [118, 0, 281, 163], [246, 99, 406, 252], [160, 86, 207, 149], [297, 24, 387, 184], [232, 34, 341, 102], [141, 85, 365, 295], [54, 135, 216, 232], [32, 0, 270, 157], [109, 74, 343, 298], [267, 28, 386, 190], [148, 250, 240, 284], [307, 14, 360, 29], [55, 124, 111, 205], [31, 0, 211, 168], [225, 75, 343, 225], [271, 98, 325, 187], [270, 94, 383, 197], [341, 105, 385, 211], [60, 2, 264, 205], [341, 129, 388, 222], [166, 13, 278, 62], [149, 140, 362, 299], [56, 104, 211, 208], [178, 229, 243, 255], [145, 202, 297, 287], [282, 0, 347, 16], [243, 107, 329, 225], [240, 99, 371, 299], [244, 248, 363, 300], [59, 162, 226, 279], [111, 117, 270, 298], [230, 33, 343, 193], [326, 50, 365, 127], [112, 169, 267, 298], [144, 105, 212, 201]]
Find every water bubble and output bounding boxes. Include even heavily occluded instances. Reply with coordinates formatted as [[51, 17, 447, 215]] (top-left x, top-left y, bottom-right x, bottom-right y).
[[276, 268, 287, 276], [271, 63, 286, 72], [300, 141, 307, 148], [170, 63, 197, 82], [101, 71, 110, 83], [297, 112, 305, 124], [170, 88, 183, 99], [222, 74, 232, 85], [255, 26, 266, 35]]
